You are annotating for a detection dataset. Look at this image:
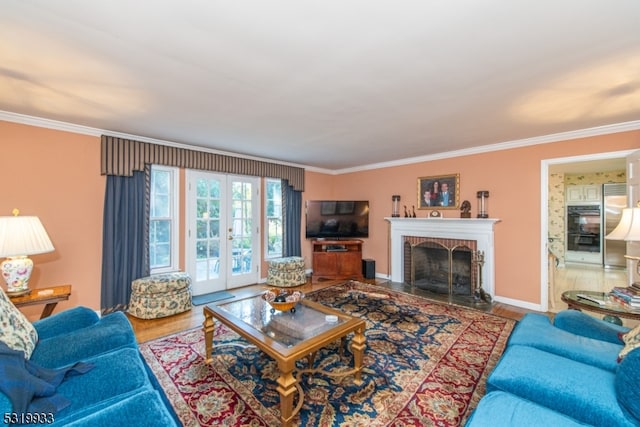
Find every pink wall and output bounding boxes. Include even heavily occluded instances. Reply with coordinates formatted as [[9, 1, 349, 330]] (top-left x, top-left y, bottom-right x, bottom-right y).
[[300, 133, 639, 306], [1, 119, 638, 317], [1, 121, 104, 319]]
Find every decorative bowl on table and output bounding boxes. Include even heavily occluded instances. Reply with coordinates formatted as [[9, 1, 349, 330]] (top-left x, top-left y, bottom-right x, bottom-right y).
[[262, 289, 304, 313]]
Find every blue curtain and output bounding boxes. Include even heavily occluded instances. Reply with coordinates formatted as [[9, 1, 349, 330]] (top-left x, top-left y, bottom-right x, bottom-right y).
[[101, 170, 149, 313], [282, 180, 302, 257]]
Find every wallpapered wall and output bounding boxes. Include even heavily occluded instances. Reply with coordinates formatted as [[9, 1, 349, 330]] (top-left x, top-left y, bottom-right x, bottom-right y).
[[548, 170, 626, 265]]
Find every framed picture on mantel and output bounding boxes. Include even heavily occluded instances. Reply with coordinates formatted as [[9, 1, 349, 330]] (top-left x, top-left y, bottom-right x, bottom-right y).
[[418, 174, 460, 209]]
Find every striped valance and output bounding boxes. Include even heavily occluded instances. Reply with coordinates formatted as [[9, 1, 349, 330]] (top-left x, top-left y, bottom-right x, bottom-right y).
[[100, 136, 305, 191]]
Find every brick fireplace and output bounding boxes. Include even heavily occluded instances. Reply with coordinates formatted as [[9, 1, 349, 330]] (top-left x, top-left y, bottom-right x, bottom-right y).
[[385, 218, 500, 299], [404, 236, 477, 296]]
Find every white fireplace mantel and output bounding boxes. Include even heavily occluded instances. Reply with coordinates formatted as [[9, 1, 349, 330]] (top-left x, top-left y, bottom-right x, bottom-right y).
[[385, 217, 501, 297]]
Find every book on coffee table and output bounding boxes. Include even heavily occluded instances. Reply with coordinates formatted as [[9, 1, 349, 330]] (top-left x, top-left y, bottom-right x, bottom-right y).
[[266, 305, 342, 340]]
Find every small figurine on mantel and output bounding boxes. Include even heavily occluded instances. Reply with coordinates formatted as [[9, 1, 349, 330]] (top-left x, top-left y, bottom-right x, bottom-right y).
[[411, 205, 416, 217], [460, 200, 472, 218], [404, 205, 409, 217]]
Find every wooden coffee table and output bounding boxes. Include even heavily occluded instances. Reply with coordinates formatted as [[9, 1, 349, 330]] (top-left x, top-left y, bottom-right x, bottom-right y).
[[203, 295, 366, 427]]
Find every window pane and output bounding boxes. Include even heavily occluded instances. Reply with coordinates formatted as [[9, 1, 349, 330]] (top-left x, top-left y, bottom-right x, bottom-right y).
[[209, 181, 220, 198], [153, 171, 170, 193], [197, 199, 208, 218], [196, 260, 208, 281], [196, 179, 208, 197], [209, 219, 219, 238], [196, 220, 208, 239], [154, 220, 170, 240], [150, 219, 172, 268], [152, 195, 169, 217], [265, 179, 283, 258], [150, 166, 177, 273], [208, 240, 220, 258], [196, 241, 208, 259], [154, 243, 170, 267], [209, 201, 220, 219]]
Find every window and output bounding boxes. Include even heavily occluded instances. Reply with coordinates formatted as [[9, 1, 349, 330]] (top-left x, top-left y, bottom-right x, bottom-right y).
[[150, 165, 179, 273], [265, 179, 283, 258]]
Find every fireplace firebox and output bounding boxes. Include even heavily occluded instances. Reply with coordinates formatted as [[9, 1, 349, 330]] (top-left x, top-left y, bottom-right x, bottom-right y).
[[404, 236, 478, 295]]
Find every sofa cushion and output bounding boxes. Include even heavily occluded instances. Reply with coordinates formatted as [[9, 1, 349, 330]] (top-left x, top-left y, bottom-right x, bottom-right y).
[[63, 390, 177, 427], [616, 348, 640, 423], [31, 311, 136, 368], [466, 391, 588, 427], [554, 309, 629, 344], [508, 313, 621, 371], [49, 348, 154, 425], [487, 345, 633, 427], [0, 287, 37, 358], [0, 341, 93, 416]]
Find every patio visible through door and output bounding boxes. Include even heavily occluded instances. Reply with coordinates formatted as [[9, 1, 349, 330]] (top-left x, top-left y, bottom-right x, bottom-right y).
[[187, 171, 259, 295]]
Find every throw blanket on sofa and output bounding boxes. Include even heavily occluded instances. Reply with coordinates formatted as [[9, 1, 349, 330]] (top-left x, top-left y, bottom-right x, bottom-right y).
[[0, 342, 94, 415]]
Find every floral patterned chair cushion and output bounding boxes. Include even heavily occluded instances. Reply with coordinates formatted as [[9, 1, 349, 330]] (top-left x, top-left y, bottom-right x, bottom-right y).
[[0, 287, 38, 358], [267, 257, 306, 288], [128, 272, 192, 319]]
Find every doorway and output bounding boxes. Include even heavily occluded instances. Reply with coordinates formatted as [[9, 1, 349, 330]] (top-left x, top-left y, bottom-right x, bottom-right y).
[[541, 150, 633, 312], [186, 171, 260, 295]]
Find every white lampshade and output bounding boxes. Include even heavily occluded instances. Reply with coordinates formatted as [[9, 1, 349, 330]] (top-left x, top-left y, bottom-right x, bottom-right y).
[[0, 215, 55, 257], [606, 207, 640, 241]]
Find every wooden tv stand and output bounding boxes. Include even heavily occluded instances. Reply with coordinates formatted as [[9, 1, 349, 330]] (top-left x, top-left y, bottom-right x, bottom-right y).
[[311, 239, 364, 283]]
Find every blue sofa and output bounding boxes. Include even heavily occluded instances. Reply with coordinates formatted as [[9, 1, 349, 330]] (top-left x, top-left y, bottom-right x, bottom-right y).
[[0, 307, 178, 427], [466, 310, 640, 427]]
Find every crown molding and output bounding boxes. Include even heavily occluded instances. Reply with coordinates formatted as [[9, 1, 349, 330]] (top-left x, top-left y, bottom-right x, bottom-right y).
[[333, 120, 640, 175], [0, 110, 308, 169], [2, 110, 638, 175]]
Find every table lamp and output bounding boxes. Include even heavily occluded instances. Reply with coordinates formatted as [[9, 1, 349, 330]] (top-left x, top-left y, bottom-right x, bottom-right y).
[[606, 203, 640, 284], [0, 209, 55, 296]]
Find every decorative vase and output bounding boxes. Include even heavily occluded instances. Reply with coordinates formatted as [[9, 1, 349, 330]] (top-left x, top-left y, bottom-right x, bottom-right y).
[[1, 256, 33, 296]]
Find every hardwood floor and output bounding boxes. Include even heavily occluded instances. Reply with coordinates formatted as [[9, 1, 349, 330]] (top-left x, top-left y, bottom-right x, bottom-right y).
[[129, 265, 632, 343], [128, 277, 533, 343]]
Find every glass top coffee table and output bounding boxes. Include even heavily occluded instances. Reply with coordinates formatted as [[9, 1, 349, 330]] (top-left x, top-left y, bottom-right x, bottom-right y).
[[561, 290, 640, 321], [202, 294, 366, 427]]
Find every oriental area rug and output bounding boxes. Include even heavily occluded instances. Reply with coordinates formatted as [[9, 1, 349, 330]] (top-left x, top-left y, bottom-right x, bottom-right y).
[[140, 281, 515, 427]]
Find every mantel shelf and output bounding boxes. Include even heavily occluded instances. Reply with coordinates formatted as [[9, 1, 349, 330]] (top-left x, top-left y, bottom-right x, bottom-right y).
[[385, 217, 501, 223]]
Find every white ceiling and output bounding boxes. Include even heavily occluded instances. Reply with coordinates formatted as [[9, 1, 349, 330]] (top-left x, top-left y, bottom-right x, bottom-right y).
[[2, 1, 640, 171]]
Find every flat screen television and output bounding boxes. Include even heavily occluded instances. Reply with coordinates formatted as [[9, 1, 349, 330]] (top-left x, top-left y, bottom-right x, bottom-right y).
[[305, 200, 369, 239]]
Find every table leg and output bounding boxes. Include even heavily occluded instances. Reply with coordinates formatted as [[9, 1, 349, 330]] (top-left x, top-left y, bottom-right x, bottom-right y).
[[40, 303, 58, 319], [350, 326, 366, 385], [203, 312, 215, 364], [276, 368, 297, 427]]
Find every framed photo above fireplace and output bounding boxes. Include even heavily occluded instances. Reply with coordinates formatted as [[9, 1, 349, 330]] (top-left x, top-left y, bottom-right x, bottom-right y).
[[418, 174, 460, 209]]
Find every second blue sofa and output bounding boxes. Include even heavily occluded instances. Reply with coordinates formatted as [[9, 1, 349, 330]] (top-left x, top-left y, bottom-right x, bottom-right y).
[[466, 310, 640, 427]]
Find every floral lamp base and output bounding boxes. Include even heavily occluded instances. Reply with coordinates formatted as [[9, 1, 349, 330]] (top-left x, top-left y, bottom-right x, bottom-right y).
[[1, 256, 33, 297]]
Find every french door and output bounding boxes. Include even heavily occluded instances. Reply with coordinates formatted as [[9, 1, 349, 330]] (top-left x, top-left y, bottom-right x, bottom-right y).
[[186, 171, 259, 295]]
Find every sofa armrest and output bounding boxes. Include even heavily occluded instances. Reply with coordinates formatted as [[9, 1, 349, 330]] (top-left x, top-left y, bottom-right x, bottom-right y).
[[553, 309, 629, 344], [31, 311, 136, 368], [33, 306, 100, 341]]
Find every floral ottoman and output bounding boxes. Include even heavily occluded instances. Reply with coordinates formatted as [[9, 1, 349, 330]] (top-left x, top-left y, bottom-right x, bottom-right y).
[[128, 272, 192, 319], [267, 257, 306, 288]]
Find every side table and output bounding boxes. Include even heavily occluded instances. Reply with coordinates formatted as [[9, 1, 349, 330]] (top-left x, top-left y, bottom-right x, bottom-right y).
[[10, 284, 72, 319]]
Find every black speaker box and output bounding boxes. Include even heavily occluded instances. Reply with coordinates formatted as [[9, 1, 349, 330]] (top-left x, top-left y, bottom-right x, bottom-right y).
[[362, 259, 375, 279]]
